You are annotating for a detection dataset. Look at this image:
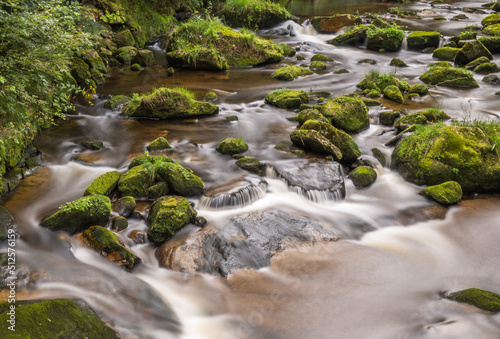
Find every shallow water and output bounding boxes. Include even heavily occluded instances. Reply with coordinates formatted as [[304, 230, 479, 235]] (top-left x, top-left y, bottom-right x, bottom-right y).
[[2, 0, 500, 338]]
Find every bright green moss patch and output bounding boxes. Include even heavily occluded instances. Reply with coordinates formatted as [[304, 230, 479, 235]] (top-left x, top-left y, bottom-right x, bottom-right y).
[[271, 65, 313, 81], [84, 171, 121, 196], [383, 85, 404, 103], [156, 162, 204, 197], [419, 67, 478, 88], [311, 54, 333, 62], [221, 0, 292, 29], [236, 157, 267, 176], [481, 13, 500, 27], [366, 24, 404, 52], [407, 31, 441, 50], [357, 70, 409, 93], [147, 137, 171, 151], [432, 47, 460, 61], [310, 61, 327, 70], [328, 25, 370, 46], [349, 166, 377, 188], [421, 181, 462, 205], [445, 288, 500, 312], [265, 88, 309, 109], [321, 96, 369, 133], [390, 58, 408, 67], [409, 83, 429, 95], [216, 137, 249, 155], [454, 40, 493, 67]]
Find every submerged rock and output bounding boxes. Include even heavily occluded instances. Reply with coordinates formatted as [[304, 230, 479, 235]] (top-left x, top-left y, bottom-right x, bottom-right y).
[[84, 171, 121, 197], [421, 181, 462, 205], [40, 195, 111, 235], [265, 88, 309, 109], [445, 288, 500, 312]]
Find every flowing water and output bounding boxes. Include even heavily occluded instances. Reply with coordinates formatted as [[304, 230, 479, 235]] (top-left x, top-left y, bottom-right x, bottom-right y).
[[2, 0, 500, 338]]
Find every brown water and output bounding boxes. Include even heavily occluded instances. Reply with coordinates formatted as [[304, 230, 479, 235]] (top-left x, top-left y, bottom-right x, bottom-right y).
[[2, 0, 500, 338]]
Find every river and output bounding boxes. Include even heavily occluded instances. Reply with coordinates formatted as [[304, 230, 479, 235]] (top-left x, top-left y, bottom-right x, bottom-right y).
[[2, 0, 500, 338]]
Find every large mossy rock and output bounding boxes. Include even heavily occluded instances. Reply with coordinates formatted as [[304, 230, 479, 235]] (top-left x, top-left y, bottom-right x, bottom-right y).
[[112, 29, 136, 48], [481, 13, 500, 27], [40, 195, 111, 234], [265, 88, 309, 109], [104, 95, 131, 110], [421, 181, 462, 205], [349, 166, 377, 189], [394, 108, 450, 132], [147, 137, 171, 151], [328, 25, 369, 46], [221, 0, 291, 29], [77, 226, 141, 270], [84, 171, 121, 197], [118, 164, 152, 198], [156, 162, 204, 197], [483, 23, 500, 36], [383, 85, 404, 103], [407, 31, 441, 50], [321, 96, 369, 133], [445, 288, 500, 312], [131, 49, 155, 66], [294, 108, 329, 125], [391, 124, 500, 193], [115, 46, 138, 64], [0, 206, 14, 241], [454, 40, 493, 67], [366, 25, 404, 52], [311, 14, 361, 33], [83, 49, 107, 74], [290, 120, 361, 163], [357, 71, 409, 93], [271, 65, 313, 81], [216, 137, 249, 155], [478, 37, 500, 53], [124, 87, 219, 119], [147, 195, 197, 244], [0, 299, 120, 338], [419, 67, 479, 88], [433, 47, 460, 61], [70, 58, 93, 89], [165, 19, 283, 70]]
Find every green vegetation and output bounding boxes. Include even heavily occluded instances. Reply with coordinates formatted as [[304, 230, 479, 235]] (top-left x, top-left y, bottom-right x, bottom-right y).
[[421, 181, 462, 205], [216, 137, 249, 155], [445, 288, 500, 312], [321, 96, 369, 133], [406, 31, 441, 50], [357, 70, 410, 93], [349, 166, 377, 189], [221, 0, 291, 29], [147, 137, 172, 151], [366, 24, 404, 52], [419, 67, 478, 88], [84, 171, 121, 196], [271, 65, 313, 81], [432, 47, 460, 61]]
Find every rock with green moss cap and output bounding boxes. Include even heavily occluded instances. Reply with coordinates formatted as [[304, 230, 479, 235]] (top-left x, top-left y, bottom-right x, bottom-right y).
[[104, 95, 131, 110], [114, 196, 136, 217], [475, 62, 500, 74], [321, 96, 369, 133], [147, 137, 171, 151], [328, 25, 370, 46], [167, 49, 228, 71], [131, 49, 155, 66], [493, 1, 500, 12], [390, 58, 408, 67], [70, 58, 93, 89], [310, 61, 327, 70], [455, 40, 493, 67], [482, 13, 500, 27], [366, 25, 404, 52], [383, 85, 404, 103], [110, 216, 128, 231], [81, 140, 103, 150], [379, 111, 400, 126], [236, 158, 267, 176], [479, 37, 500, 53], [84, 171, 121, 197], [394, 113, 427, 132], [271, 65, 313, 81], [265, 88, 309, 109], [221, 0, 291, 29], [431, 61, 453, 69], [118, 164, 152, 197], [77, 226, 141, 270], [364, 89, 381, 98], [357, 71, 409, 93], [372, 148, 386, 167], [290, 129, 342, 161], [311, 14, 361, 33], [156, 162, 204, 197], [391, 124, 500, 193], [115, 46, 138, 64], [311, 54, 333, 62], [147, 195, 197, 244], [147, 181, 170, 199], [295, 109, 329, 125], [216, 137, 249, 155], [278, 44, 296, 57], [0, 206, 14, 241], [407, 31, 441, 50], [445, 288, 500, 312], [334, 68, 349, 74], [421, 181, 462, 205], [40, 195, 111, 234], [131, 63, 143, 71], [204, 91, 218, 101], [465, 56, 492, 70], [349, 166, 377, 188], [128, 154, 173, 169], [409, 83, 429, 96], [83, 49, 107, 74], [124, 87, 219, 119], [0, 299, 121, 339], [432, 47, 460, 61], [112, 29, 136, 48], [419, 67, 478, 88]]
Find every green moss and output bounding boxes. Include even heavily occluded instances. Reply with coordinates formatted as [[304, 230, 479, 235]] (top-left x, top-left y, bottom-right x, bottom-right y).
[[84, 171, 121, 196], [478, 37, 500, 53], [357, 70, 409, 92], [131, 63, 143, 71], [390, 58, 408, 67], [236, 157, 267, 176], [421, 181, 462, 205], [0, 299, 120, 338], [310, 61, 327, 70], [483, 23, 500, 36], [156, 162, 204, 197], [481, 13, 500, 27], [409, 83, 429, 95], [128, 154, 173, 169], [366, 24, 404, 52], [432, 47, 460, 61], [372, 148, 386, 167], [474, 62, 500, 74], [445, 288, 500, 312], [104, 95, 131, 110], [112, 29, 136, 48], [131, 49, 155, 66], [295, 109, 329, 125], [114, 196, 136, 217], [290, 129, 342, 161], [204, 91, 218, 101], [321, 96, 369, 133], [349, 166, 377, 188], [379, 111, 400, 126], [115, 46, 138, 64], [364, 89, 381, 98], [327, 25, 370, 46], [271, 65, 313, 81], [118, 164, 152, 197], [383, 85, 404, 103], [147, 137, 171, 151], [147, 181, 170, 199], [407, 31, 441, 50], [419, 67, 478, 88], [40, 195, 111, 234], [394, 113, 427, 132], [70, 58, 93, 89], [311, 14, 362, 33], [278, 44, 296, 57], [430, 61, 453, 69], [221, 0, 291, 29], [124, 87, 219, 119], [216, 137, 249, 155], [147, 195, 197, 244], [83, 49, 107, 74], [110, 216, 128, 231], [311, 54, 333, 62], [466, 56, 491, 70], [454, 40, 493, 67], [265, 88, 309, 109]]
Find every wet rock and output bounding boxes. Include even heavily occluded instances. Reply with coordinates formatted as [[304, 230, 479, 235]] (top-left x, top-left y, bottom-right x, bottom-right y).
[[104, 95, 131, 111], [114, 196, 135, 218], [265, 88, 309, 109], [271, 65, 313, 81], [321, 96, 369, 133], [40, 195, 111, 235], [409, 83, 429, 96], [407, 31, 441, 50], [379, 111, 400, 126], [83, 49, 107, 74], [147, 195, 197, 244], [420, 67, 478, 88], [383, 85, 404, 103], [131, 63, 143, 71], [131, 49, 155, 66], [372, 148, 386, 167], [349, 166, 377, 189], [454, 40, 493, 67], [112, 29, 136, 48], [482, 13, 500, 27], [115, 46, 138, 64], [474, 62, 500, 74], [110, 216, 128, 231], [311, 54, 333, 62], [310, 61, 326, 70], [421, 181, 462, 205], [390, 58, 408, 67], [125, 87, 218, 119], [311, 14, 361, 33], [0, 206, 14, 241], [84, 171, 121, 197], [432, 47, 460, 61], [194, 216, 207, 228], [128, 154, 173, 169], [0, 299, 121, 338], [148, 181, 170, 199], [226, 115, 238, 121], [334, 68, 349, 74], [216, 137, 248, 155], [236, 158, 267, 176], [118, 164, 152, 198], [478, 37, 500, 53], [445, 288, 500, 312], [155, 210, 337, 276], [294, 108, 329, 125], [204, 91, 218, 101], [366, 25, 404, 52], [156, 162, 204, 197], [220, 1, 291, 29], [483, 74, 500, 85], [147, 137, 171, 151], [70, 58, 93, 89], [394, 109, 449, 132], [77, 226, 141, 269], [129, 230, 146, 244], [358, 58, 377, 64], [493, 1, 500, 12], [80, 140, 103, 151], [328, 25, 369, 46]]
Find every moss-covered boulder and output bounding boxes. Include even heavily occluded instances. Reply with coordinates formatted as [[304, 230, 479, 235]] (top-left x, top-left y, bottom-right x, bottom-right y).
[[165, 18, 283, 70], [294, 109, 329, 125], [482, 14, 500, 27], [478, 37, 500, 53], [390, 58, 408, 67], [383, 85, 404, 103], [124, 87, 219, 119], [81, 139, 104, 151], [445, 288, 500, 312], [379, 111, 400, 126], [83, 49, 107, 74], [156, 162, 204, 197], [112, 29, 136, 48], [0, 206, 14, 241], [349, 166, 377, 189], [357, 71, 409, 93], [236, 158, 267, 176], [409, 83, 429, 96], [128, 154, 173, 169], [265, 88, 309, 109], [421, 181, 462, 205], [77, 226, 141, 270], [40, 195, 111, 234], [419, 67, 479, 88], [204, 91, 218, 101], [432, 47, 460, 61], [311, 54, 333, 62], [407, 31, 441, 50], [466, 57, 493, 70], [455, 40, 493, 67], [115, 46, 138, 64], [104, 95, 131, 110], [114, 196, 136, 217], [483, 23, 500, 36], [221, 0, 291, 29], [110, 216, 128, 231], [366, 24, 404, 52], [70, 58, 93, 88], [321, 96, 369, 133], [131, 49, 155, 66], [310, 61, 327, 70], [0, 299, 120, 338], [290, 120, 361, 163], [147, 195, 197, 244], [493, 1, 500, 12], [391, 124, 500, 193], [431, 61, 453, 69], [328, 25, 370, 46], [311, 14, 361, 33], [474, 62, 500, 74], [271, 65, 313, 81], [84, 171, 121, 197], [216, 137, 249, 155], [394, 109, 450, 132], [131, 63, 143, 71], [148, 182, 170, 199], [147, 137, 171, 151], [117, 164, 152, 197]]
